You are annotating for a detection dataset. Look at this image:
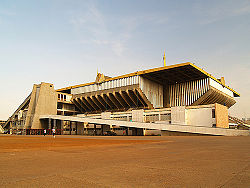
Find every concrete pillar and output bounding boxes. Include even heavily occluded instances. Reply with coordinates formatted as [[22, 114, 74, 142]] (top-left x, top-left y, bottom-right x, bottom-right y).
[[61, 120, 64, 135], [132, 109, 144, 136], [53, 119, 56, 129], [48, 118, 51, 129], [94, 124, 96, 136], [69, 121, 72, 135]]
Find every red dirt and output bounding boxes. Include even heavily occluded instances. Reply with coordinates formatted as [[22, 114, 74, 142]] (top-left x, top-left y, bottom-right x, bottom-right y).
[[0, 135, 249, 187]]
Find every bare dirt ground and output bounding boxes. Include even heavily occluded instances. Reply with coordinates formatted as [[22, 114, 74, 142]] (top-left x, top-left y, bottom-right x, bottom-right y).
[[0, 135, 249, 188]]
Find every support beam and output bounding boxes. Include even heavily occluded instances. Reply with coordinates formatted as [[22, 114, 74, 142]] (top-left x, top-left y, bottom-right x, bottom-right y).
[[86, 96, 99, 111], [114, 92, 127, 109], [80, 97, 94, 111], [97, 95, 111, 110], [73, 99, 87, 113], [91, 96, 105, 111], [82, 97, 96, 111], [100, 94, 114, 109], [126, 90, 138, 107], [132, 89, 146, 108], [136, 89, 153, 109], [76, 98, 89, 112], [107, 93, 120, 109], [119, 91, 131, 108]]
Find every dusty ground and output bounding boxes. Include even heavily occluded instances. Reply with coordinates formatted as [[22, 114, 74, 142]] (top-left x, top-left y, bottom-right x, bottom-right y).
[[0, 135, 249, 188]]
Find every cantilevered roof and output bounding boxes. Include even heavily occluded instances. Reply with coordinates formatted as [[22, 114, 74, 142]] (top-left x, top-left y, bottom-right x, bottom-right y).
[[57, 62, 240, 97]]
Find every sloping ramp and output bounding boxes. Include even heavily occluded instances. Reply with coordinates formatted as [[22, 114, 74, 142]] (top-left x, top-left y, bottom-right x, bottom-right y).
[[3, 93, 31, 129], [40, 115, 249, 136]]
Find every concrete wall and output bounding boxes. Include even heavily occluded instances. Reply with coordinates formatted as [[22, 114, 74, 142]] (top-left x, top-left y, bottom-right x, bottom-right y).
[[171, 106, 186, 124], [161, 130, 205, 136], [215, 103, 229, 128], [144, 129, 161, 136], [186, 107, 215, 127], [25, 83, 57, 129], [170, 105, 218, 128], [139, 77, 163, 108], [132, 109, 144, 122]]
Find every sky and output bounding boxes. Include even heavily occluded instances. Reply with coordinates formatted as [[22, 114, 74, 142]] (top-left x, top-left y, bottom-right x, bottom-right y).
[[0, 0, 249, 120]]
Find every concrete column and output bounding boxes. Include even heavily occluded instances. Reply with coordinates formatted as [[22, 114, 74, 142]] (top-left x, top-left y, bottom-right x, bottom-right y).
[[53, 119, 56, 129], [61, 120, 64, 135], [132, 109, 144, 136], [69, 121, 72, 135], [48, 118, 51, 129], [94, 124, 96, 136]]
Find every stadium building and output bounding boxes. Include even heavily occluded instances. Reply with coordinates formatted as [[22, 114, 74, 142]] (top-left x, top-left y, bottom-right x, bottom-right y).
[[2, 62, 250, 136]]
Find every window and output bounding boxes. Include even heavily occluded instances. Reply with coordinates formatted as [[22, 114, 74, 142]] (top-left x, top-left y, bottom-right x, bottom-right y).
[[212, 109, 216, 118]]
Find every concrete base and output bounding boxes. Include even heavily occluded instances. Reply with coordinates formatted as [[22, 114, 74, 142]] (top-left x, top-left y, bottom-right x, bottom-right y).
[[161, 130, 210, 136], [40, 115, 250, 136]]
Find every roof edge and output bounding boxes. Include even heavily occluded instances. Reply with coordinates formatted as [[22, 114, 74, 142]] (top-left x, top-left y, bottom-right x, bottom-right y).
[[56, 62, 191, 92], [189, 63, 240, 97], [56, 62, 240, 97]]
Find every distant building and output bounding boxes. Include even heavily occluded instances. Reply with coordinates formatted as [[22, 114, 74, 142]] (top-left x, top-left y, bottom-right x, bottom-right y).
[[2, 62, 249, 136]]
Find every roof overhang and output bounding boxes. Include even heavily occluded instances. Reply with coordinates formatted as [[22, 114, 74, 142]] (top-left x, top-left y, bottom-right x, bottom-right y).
[[56, 62, 240, 97]]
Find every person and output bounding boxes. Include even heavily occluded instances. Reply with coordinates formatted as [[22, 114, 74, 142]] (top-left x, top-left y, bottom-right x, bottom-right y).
[[52, 128, 56, 138], [43, 129, 46, 136]]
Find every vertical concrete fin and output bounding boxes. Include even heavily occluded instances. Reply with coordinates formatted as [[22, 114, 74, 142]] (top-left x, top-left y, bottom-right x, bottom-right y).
[[25, 83, 57, 129]]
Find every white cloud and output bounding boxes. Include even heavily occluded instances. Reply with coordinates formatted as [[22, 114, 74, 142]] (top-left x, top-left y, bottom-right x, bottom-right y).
[[68, 2, 170, 57], [69, 2, 127, 56]]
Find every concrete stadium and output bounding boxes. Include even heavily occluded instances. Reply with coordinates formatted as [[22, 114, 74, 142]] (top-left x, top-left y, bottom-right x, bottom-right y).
[[2, 62, 250, 136]]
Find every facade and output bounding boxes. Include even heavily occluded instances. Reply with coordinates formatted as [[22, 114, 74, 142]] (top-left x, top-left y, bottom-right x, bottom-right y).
[[2, 62, 249, 136]]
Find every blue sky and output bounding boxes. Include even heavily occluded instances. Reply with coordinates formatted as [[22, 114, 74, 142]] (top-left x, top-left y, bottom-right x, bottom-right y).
[[0, 0, 250, 119]]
